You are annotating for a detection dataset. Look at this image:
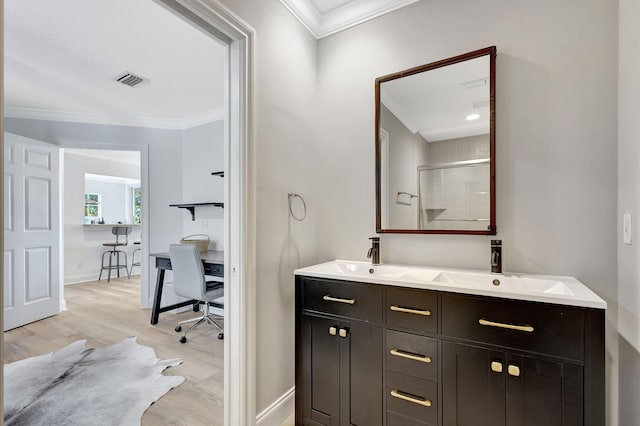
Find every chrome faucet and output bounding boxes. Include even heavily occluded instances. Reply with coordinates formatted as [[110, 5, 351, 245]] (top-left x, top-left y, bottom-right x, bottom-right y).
[[367, 237, 381, 266], [491, 240, 502, 273]]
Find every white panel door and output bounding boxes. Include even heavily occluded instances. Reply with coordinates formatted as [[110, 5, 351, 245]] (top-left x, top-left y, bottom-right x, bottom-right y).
[[4, 132, 61, 331]]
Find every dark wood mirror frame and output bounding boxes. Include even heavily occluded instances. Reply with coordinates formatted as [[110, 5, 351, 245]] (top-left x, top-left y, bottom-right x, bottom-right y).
[[375, 46, 496, 235]]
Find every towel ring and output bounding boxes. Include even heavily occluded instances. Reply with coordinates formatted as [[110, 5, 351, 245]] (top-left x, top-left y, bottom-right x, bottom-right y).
[[288, 192, 307, 221]]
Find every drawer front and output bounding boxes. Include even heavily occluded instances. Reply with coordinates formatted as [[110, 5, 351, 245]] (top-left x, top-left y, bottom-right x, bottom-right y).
[[441, 294, 585, 360], [386, 330, 438, 381], [387, 410, 433, 426], [386, 287, 438, 332], [204, 263, 224, 277], [386, 370, 438, 425], [303, 278, 383, 322]]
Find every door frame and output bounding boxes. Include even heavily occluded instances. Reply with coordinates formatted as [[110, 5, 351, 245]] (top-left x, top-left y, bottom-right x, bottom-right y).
[[152, 1, 256, 424]]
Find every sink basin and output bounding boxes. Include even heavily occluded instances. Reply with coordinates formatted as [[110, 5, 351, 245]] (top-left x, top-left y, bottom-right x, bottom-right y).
[[306, 260, 410, 280], [432, 271, 575, 296]]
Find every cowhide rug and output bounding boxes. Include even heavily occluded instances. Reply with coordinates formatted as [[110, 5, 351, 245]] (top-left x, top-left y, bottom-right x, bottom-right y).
[[3, 337, 185, 426]]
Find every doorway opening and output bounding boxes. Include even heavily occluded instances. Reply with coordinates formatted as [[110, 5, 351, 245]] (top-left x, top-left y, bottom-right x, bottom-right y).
[[3, 0, 255, 423]]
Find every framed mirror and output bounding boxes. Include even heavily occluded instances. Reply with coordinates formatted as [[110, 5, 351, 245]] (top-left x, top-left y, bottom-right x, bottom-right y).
[[375, 46, 496, 235]]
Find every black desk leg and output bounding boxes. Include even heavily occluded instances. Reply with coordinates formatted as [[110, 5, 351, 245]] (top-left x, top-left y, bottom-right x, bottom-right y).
[[150, 269, 165, 325]]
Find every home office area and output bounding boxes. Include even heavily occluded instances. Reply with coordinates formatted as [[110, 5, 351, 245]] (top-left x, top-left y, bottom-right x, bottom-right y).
[[3, 0, 237, 424]]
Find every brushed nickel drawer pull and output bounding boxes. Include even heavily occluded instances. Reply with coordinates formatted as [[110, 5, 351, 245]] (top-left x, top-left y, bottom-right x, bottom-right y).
[[339, 328, 348, 338], [390, 348, 432, 363], [390, 389, 432, 407], [390, 305, 431, 316], [328, 326, 337, 336], [323, 295, 355, 305], [479, 319, 534, 333]]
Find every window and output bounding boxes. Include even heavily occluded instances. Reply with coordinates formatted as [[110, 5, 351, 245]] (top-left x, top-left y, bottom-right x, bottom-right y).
[[84, 193, 101, 224], [132, 187, 141, 224]]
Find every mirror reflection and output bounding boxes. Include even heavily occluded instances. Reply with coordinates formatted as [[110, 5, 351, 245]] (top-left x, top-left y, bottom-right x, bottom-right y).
[[376, 47, 496, 234]]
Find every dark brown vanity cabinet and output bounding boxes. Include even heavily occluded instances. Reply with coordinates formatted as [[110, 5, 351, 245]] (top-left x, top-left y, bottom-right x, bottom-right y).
[[295, 276, 605, 426]]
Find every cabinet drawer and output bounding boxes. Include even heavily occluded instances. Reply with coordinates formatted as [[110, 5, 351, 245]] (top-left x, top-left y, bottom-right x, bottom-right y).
[[387, 410, 433, 426], [386, 370, 437, 425], [386, 330, 438, 381], [441, 294, 585, 361], [385, 287, 438, 332], [303, 278, 383, 322]]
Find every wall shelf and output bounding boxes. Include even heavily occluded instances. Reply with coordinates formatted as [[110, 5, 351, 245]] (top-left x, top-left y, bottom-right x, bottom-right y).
[[169, 202, 224, 221]]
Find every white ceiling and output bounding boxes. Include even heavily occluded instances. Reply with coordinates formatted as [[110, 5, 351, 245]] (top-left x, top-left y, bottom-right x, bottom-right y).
[[381, 55, 490, 142], [4, 0, 226, 129], [280, 0, 420, 38]]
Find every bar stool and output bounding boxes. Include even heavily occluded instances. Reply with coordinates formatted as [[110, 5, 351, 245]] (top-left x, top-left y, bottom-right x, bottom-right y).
[[129, 240, 141, 276], [99, 226, 132, 282]]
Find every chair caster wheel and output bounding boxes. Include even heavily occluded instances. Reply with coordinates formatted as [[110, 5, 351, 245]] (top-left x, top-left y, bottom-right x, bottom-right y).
[[179, 336, 187, 344], [175, 326, 182, 332], [218, 333, 224, 340]]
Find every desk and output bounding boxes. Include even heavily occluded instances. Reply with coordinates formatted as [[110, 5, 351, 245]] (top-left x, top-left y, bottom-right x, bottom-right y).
[[150, 250, 224, 325]]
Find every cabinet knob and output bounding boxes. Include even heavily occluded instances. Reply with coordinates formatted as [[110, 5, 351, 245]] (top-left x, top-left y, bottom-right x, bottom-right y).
[[491, 361, 503, 373], [328, 326, 337, 336], [339, 328, 348, 338], [508, 364, 521, 377]]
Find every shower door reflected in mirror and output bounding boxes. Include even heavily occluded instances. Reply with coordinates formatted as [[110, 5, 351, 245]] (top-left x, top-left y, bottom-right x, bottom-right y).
[[376, 46, 496, 235]]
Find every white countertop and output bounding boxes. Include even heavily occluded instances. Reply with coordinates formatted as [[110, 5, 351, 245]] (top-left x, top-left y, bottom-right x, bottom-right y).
[[295, 260, 606, 309]]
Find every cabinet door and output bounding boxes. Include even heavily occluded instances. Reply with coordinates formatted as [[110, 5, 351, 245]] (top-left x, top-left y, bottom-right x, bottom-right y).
[[344, 320, 383, 426], [443, 342, 584, 426], [504, 354, 583, 426], [302, 315, 341, 425], [302, 315, 383, 426], [443, 342, 506, 426]]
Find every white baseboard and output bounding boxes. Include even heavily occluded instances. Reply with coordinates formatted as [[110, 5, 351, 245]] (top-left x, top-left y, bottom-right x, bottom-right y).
[[64, 273, 100, 285], [256, 387, 295, 426]]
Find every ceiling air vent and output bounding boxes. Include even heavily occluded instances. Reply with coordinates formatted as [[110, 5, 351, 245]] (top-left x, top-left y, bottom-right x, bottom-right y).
[[114, 72, 148, 87]]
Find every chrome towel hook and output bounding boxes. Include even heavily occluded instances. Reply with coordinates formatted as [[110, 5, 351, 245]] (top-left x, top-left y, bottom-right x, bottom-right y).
[[288, 192, 307, 221]]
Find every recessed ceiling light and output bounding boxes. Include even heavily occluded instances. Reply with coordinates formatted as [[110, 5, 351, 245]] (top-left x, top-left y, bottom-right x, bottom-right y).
[[466, 113, 480, 121]]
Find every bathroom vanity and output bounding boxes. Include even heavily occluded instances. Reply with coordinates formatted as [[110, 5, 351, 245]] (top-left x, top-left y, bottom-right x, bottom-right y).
[[294, 261, 605, 426]]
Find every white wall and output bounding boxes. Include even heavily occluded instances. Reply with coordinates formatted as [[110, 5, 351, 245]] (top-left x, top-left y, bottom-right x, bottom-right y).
[[618, 0, 640, 423], [218, 0, 321, 414], [64, 152, 141, 284], [180, 120, 224, 251]]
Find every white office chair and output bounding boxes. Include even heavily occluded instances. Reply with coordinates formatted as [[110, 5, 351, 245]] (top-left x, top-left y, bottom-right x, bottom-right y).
[[169, 244, 224, 343]]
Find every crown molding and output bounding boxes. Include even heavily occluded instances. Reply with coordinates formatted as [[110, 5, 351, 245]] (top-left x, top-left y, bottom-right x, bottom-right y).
[[3, 106, 225, 130], [280, 0, 420, 39]]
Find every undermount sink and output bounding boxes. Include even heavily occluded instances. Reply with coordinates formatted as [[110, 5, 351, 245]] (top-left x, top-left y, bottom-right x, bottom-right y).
[[294, 260, 605, 309], [432, 271, 575, 296]]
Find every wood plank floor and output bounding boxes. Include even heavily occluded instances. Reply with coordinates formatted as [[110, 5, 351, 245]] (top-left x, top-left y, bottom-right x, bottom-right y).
[[3, 276, 224, 425]]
